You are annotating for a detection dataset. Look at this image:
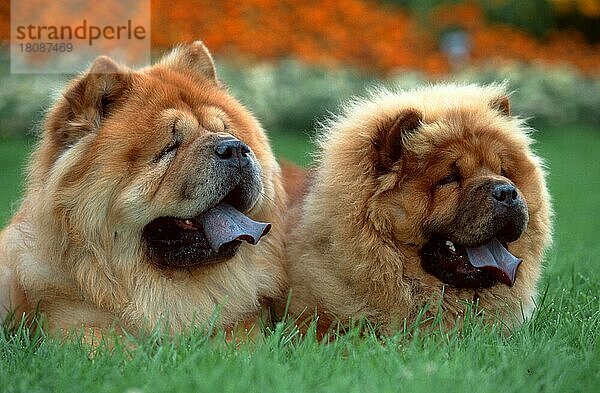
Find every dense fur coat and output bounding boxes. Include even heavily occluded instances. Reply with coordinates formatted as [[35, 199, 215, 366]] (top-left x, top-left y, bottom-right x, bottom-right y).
[[280, 84, 553, 335], [0, 42, 286, 335]]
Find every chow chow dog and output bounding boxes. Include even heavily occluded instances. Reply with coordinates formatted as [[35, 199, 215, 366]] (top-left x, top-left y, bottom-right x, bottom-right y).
[[279, 84, 552, 335], [0, 41, 286, 336]]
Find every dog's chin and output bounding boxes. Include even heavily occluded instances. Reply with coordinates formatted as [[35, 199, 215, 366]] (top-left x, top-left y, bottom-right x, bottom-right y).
[[142, 186, 266, 269]]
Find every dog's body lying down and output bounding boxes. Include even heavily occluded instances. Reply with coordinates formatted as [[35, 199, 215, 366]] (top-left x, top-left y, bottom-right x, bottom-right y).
[[0, 42, 286, 336], [278, 84, 553, 336]]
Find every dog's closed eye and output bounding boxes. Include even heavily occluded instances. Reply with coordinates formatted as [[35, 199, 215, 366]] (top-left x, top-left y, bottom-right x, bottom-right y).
[[154, 130, 182, 163], [437, 173, 460, 187]]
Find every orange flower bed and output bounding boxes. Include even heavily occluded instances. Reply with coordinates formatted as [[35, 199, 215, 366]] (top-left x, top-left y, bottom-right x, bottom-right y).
[[150, 0, 600, 75], [1, 0, 599, 75], [151, 0, 447, 74]]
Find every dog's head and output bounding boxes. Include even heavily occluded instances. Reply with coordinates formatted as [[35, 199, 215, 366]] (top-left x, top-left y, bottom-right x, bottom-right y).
[[36, 41, 279, 269], [315, 84, 551, 290]]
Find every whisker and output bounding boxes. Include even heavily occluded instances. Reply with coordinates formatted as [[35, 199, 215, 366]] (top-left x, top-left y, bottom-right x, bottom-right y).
[[258, 191, 277, 205]]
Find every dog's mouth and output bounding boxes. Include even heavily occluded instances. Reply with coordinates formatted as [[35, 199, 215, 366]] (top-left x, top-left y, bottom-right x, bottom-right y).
[[142, 188, 271, 269], [420, 237, 522, 288]]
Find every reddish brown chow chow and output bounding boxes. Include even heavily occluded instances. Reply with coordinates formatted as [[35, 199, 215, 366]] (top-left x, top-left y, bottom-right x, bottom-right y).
[[0, 42, 286, 336], [278, 84, 553, 336]]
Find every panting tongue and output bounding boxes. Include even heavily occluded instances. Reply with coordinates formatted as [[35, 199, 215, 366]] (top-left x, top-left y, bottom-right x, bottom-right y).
[[465, 238, 522, 287], [198, 202, 271, 252]]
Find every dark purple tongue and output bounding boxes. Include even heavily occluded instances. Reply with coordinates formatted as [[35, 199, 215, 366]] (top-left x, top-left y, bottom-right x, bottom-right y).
[[465, 238, 522, 287], [198, 202, 271, 252]]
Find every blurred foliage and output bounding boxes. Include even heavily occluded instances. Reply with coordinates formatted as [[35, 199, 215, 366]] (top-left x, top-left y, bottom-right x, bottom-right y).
[[384, 0, 600, 41], [218, 60, 372, 135], [387, 0, 556, 38], [2, 46, 598, 139], [223, 60, 600, 133], [553, 0, 600, 42], [553, 0, 600, 17], [0, 49, 66, 138], [451, 63, 600, 127], [479, 0, 556, 38]]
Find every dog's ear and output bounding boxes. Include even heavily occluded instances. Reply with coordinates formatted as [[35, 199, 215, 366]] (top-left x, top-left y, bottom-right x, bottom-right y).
[[159, 40, 218, 83], [490, 95, 511, 116], [48, 56, 131, 148], [373, 108, 423, 171]]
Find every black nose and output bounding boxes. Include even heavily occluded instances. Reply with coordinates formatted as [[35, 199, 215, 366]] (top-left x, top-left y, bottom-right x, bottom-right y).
[[492, 184, 520, 208], [214, 138, 251, 167]]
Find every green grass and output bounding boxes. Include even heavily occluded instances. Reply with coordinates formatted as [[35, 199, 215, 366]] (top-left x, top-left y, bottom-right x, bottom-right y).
[[0, 139, 34, 226], [1, 127, 599, 393], [269, 129, 315, 167]]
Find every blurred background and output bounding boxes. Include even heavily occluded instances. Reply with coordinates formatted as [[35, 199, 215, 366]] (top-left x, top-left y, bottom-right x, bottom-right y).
[[0, 0, 599, 225]]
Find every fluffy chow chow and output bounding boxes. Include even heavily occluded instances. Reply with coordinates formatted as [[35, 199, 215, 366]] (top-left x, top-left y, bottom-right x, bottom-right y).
[[0, 41, 286, 336], [279, 84, 552, 335]]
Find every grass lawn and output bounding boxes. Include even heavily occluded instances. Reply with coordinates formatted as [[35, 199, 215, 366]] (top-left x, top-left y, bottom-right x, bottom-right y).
[[0, 139, 35, 226], [1, 126, 599, 393]]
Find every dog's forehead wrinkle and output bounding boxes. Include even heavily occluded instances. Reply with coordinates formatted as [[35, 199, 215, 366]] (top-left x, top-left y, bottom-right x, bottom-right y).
[[137, 72, 220, 114]]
